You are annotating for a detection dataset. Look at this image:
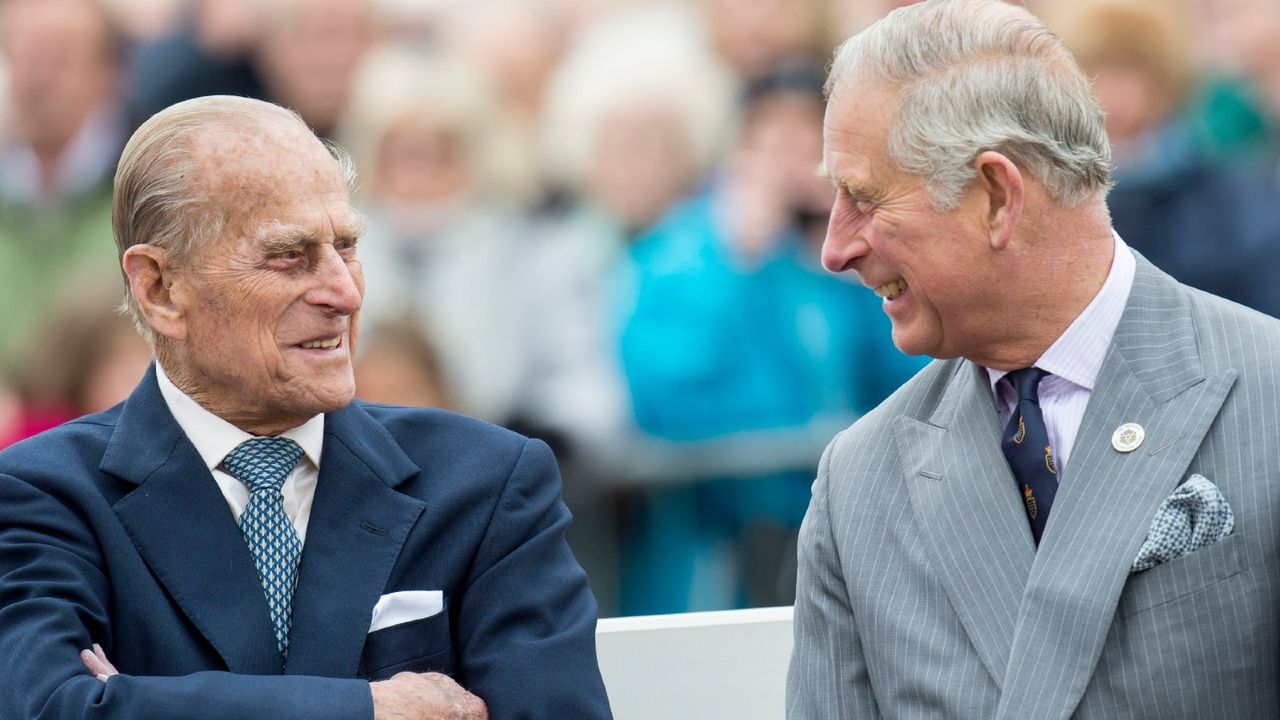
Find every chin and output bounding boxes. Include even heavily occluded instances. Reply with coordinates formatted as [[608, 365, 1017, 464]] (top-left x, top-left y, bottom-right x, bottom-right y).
[[890, 320, 950, 359], [301, 378, 357, 415], [890, 331, 927, 358], [318, 388, 357, 413]]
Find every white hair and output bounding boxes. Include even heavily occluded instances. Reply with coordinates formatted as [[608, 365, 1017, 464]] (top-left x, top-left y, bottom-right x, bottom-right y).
[[336, 43, 505, 196], [539, 1, 737, 193], [112, 95, 356, 342], [828, 0, 1112, 209]]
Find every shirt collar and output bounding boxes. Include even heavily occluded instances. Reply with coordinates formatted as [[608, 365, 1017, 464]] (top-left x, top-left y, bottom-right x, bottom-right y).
[[155, 362, 325, 471], [987, 232, 1136, 394]]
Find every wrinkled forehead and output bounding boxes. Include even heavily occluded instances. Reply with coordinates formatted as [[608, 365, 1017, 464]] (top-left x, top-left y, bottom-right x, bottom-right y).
[[193, 121, 342, 197], [186, 121, 357, 242], [818, 80, 907, 193], [822, 79, 897, 147]]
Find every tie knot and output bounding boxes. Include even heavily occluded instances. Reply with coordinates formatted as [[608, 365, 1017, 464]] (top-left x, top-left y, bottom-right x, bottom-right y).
[[224, 437, 303, 493], [1005, 367, 1049, 404]]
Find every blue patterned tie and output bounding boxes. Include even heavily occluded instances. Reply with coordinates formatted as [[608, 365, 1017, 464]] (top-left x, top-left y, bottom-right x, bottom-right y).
[[1000, 368, 1058, 545], [224, 437, 304, 659]]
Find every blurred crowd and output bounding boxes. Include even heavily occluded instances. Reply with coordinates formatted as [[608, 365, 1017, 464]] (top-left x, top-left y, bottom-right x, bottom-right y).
[[1, 0, 1278, 616]]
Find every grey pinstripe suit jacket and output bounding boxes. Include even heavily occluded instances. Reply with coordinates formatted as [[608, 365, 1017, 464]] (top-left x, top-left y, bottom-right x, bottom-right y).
[[787, 253, 1280, 719]]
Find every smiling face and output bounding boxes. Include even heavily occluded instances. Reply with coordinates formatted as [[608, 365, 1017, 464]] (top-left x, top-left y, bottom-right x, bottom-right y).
[[164, 122, 366, 435], [820, 82, 1008, 361]]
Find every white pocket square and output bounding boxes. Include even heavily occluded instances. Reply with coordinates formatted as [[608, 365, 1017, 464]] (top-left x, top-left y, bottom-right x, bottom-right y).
[[1131, 474, 1234, 572], [369, 590, 444, 633]]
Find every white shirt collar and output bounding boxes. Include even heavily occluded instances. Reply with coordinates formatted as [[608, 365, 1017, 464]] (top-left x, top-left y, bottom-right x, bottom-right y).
[[987, 232, 1137, 392], [155, 362, 325, 471]]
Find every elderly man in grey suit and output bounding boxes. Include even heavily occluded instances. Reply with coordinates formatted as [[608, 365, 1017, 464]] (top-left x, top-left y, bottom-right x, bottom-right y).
[[787, 1, 1279, 718]]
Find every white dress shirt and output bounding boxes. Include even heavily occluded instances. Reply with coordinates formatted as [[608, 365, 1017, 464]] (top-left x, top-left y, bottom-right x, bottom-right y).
[[986, 233, 1136, 474], [155, 363, 323, 545]]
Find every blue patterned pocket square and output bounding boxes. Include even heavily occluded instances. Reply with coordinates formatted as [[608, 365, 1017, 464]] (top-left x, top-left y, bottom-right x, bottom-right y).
[[1131, 474, 1234, 572]]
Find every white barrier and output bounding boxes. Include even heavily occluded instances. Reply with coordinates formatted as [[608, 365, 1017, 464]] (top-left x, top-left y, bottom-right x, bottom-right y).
[[596, 606, 794, 720]]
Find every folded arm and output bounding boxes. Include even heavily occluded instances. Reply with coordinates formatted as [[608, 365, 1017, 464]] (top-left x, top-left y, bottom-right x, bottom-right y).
[[452, 439, 613, 720], [0, 471, 479, 720]]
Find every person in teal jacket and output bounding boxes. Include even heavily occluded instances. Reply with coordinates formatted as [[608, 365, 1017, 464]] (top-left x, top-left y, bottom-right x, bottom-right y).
[[614, 64, 926, 613]]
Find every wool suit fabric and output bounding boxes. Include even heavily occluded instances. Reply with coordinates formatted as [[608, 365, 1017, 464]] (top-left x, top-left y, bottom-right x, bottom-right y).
[[0, 366, 612, 720], [787, 253, 1280, 719]]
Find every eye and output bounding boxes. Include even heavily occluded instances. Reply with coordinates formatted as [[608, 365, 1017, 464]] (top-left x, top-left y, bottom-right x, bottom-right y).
[[836, 187, 874, 216], [848, 192, 876, 215], [335, 237, 359, 256], [264, 247, 307, 270]]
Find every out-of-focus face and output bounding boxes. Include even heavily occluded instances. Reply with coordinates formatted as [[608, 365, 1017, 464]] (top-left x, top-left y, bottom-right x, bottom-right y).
[[78, 322, 152, 413], [1087, 62, 1170, 146], [375, 115, 471, 205], [449, 3, 560, 115], [587, 100, 694, 232], [828, 0, 923, 50], [0, 0, 114, 155], [108, 0, 182, 43], [197, 0, 266, 54], [256, 0, 374, 137], [1195, 0, 1280, 78], [743, 92, 831, 214], [820, 83, 1002, 360], [706, 0, 817, 78], [166, 121, 366, 434]]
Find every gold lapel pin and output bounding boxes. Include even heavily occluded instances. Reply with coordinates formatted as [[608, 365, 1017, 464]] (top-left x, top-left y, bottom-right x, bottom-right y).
[[1111, 423, 1145, 453]]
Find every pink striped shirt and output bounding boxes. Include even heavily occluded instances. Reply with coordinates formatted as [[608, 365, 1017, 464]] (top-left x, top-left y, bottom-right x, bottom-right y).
[[986, 234, 1136, 475]]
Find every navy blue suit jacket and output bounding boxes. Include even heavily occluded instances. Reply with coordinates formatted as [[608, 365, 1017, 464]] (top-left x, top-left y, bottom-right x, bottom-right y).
[[0, 366, 612, 720]]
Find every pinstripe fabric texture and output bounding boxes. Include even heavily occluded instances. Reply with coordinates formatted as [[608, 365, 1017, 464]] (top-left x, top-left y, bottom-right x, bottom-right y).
[[988, 232, 1135, 471], [787, 254, 1280, 719]]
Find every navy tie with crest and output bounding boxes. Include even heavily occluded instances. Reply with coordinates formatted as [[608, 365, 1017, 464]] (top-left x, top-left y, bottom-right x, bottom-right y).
[[224, 436, 304, 660], [1000, 368, 1058, 545]]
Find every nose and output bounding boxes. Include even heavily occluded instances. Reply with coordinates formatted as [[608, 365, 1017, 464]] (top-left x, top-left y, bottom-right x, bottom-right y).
[[308, 245, 363, 316], [820, 198, 871, 274]]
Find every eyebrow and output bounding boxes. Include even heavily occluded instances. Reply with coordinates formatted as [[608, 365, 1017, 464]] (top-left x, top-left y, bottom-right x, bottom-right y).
[[345, 210, 369, 240], [256, 222, 309, 251], [816, 160, 856, 193], [817, 161, 849, 195], [816, 159, 881, 203], [255, 214, 368, 252]]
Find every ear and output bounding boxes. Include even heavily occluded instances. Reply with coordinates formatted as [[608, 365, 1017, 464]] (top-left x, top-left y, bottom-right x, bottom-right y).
[[122, 245, 188, 341], [973, 151, 1023, 251]]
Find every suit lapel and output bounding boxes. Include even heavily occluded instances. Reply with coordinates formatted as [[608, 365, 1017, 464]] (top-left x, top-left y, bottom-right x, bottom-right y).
[[995, 258, 1236, 720], [897, 360, 1034, 688], [105, 366, 283, 675], [105, 370, 427, 678], [282, 402, 424, 678]]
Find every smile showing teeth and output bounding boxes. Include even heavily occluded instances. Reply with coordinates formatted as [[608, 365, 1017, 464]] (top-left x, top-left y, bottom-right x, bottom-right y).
[[300, 337, 341, 350], [874, 279, 908, 300]]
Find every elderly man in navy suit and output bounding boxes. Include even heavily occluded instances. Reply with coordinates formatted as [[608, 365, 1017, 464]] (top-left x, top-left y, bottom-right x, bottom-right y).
[[0, 95, 612, 720]]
